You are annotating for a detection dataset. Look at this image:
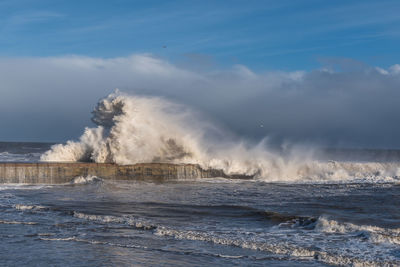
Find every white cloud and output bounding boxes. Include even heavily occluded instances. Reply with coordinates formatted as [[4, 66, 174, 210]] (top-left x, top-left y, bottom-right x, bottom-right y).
[[375, 67, 388, 75], [389, 64, 400, 75], [0, 54, 399, 148], [375, 64, 400, 75]]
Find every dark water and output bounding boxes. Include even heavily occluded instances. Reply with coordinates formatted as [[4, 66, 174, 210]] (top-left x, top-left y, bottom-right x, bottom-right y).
[[0, 142, 399, 266], [0, 142, 52, 162]]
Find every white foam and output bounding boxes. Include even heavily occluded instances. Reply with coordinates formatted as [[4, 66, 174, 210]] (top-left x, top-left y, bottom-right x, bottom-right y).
[[40, 237, 77, 241], [63, 208, 400, 266], [316, 216, 400, 245], [13, 204, 47, 211], [216, 254, 244, 259], [73, 211, 155, 230], [0, 220, 37, 225], [41, 91, 400, 183], [40, 235, 147, 249], [155, 227, 400, 266], [70, 175, 102, 185], [0, 185, 52, 190]]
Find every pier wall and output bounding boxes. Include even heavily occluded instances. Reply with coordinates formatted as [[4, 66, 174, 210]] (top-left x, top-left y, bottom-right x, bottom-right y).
[[0, 162, 244, 184]]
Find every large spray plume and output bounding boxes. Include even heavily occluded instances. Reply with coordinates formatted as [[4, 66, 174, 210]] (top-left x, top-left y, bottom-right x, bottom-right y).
[[40, 91, 279, 175], [41, 91, 400, 183]]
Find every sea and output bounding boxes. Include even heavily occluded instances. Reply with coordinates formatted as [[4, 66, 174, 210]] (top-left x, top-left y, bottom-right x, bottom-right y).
[[0, 142, 399, 267]]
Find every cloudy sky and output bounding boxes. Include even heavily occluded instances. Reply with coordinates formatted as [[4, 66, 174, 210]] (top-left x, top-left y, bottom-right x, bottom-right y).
[[1, 0, 400, 148]]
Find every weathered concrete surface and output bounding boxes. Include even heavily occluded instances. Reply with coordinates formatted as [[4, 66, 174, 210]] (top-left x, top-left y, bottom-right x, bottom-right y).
[[0, 162, 252, 184]]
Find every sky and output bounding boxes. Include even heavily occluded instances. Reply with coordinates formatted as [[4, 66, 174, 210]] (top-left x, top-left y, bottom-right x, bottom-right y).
[[1, 0, 400, 148]]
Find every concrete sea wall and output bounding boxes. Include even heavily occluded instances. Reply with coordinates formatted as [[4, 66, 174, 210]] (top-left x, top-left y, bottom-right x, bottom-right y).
[[0, 162, 251, 184]]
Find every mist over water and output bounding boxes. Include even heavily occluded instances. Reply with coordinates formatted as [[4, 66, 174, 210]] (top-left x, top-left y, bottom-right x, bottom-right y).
[[40, 91, 400, 183]]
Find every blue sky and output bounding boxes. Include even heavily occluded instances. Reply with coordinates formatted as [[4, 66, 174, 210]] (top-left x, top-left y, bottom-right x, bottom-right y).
[[1, 0, 400, 70]]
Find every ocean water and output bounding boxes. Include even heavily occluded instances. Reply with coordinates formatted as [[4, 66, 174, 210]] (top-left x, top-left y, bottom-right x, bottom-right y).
[[0, 142, 51, 162], [0, 142, 400, 266]]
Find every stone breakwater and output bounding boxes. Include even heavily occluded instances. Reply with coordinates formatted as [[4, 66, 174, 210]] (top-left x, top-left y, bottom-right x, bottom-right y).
[[0, 162, 252, 184]]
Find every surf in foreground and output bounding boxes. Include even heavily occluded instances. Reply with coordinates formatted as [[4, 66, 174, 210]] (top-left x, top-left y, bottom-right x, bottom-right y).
[[0, 180, 399, 266]]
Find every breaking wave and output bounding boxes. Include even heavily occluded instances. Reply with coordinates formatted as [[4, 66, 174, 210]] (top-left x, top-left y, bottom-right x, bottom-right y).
[[73, 212, 156, 230], [41, 91, 400, 183], [154, 227, 399, 267], [316, 216, 400, 246], [70, 175, 103, 185], [13, 204, 47, 211], [71, 209, 400, 266]]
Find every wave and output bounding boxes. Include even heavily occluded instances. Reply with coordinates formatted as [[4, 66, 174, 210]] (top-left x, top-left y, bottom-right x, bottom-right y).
[[70, 175, 103, 185], [40, 236, 77, 241], [23, 206, 399, 266], [155, 227, 399, 267], [316, 216, 400, 245], [73, 211, 156, 230], [0, 185, 52, 191], [154, 213, 400, 266], [0, 220, 37, 225], [0, 151, 41, 162], [40, 91, 400, 183], [71, 208, 400, 247], [13, 204, 47, 211], [39, 235, 147, 249], [264, 211, 317, 228]]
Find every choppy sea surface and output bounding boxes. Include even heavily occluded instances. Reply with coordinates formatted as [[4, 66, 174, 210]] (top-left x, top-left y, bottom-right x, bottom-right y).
[[0, 142, 399, 266]]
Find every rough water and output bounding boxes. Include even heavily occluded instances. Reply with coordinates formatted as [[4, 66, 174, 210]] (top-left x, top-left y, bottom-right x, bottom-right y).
[[2, 93, 400, 266], [0, 143, 400, 266], [0, 142, 51, 163], [40, 92, 400, 184]]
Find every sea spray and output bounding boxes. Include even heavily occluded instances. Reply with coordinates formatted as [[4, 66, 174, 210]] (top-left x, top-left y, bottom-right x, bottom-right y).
[[41, 91, 209, 164], [41, 91, 400, 183], [40, 91, 283, 177]]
